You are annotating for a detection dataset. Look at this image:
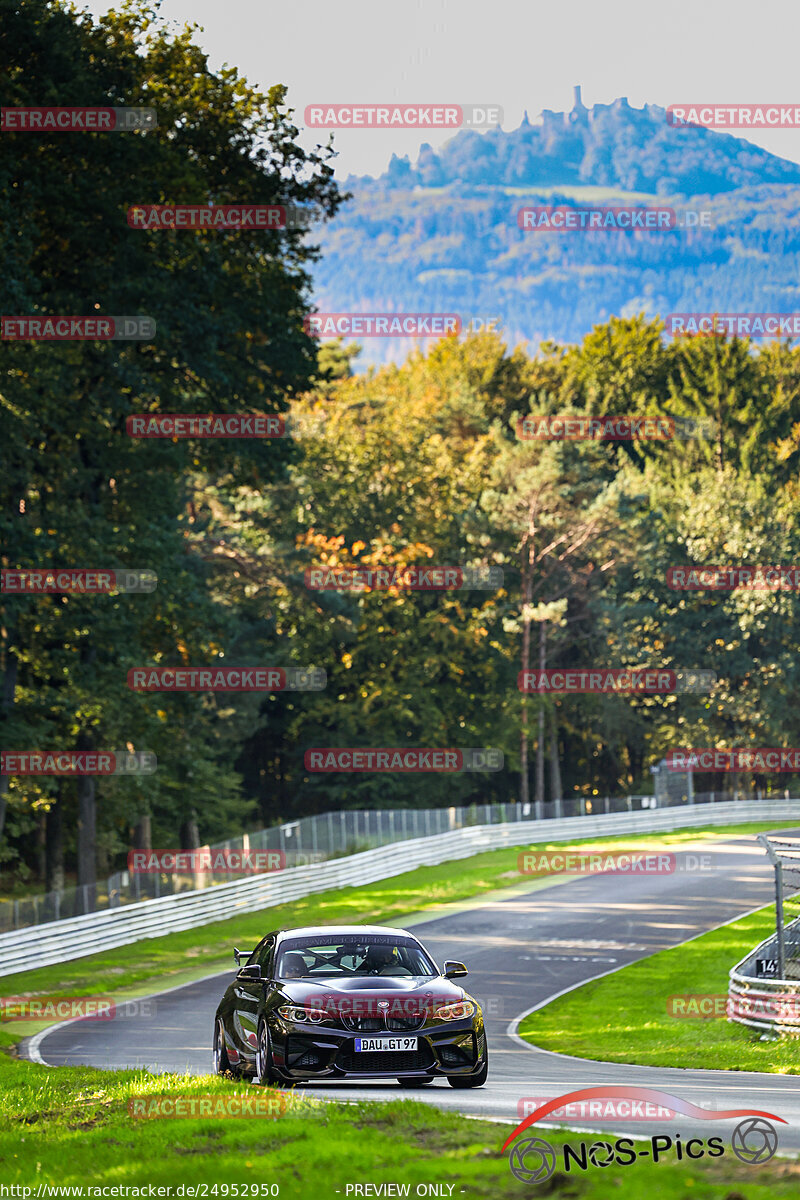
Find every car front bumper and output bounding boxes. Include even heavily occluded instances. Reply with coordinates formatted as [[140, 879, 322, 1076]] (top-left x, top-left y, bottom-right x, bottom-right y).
[[267, 1016, 486, 1081]]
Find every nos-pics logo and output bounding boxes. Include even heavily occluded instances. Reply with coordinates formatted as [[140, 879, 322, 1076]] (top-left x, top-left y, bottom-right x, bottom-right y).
[[504, 1087, 782, 1183]]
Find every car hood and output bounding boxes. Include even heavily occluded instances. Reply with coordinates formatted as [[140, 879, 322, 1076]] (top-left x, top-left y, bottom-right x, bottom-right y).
[[279, 976, 466, 1004]]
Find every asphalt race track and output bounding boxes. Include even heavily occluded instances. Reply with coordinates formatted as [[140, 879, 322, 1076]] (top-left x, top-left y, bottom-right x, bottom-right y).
[[26, 833, 800, 1153]]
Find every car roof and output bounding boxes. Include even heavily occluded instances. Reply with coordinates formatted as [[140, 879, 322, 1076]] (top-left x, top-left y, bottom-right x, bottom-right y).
[[275, 924, 416, 942]]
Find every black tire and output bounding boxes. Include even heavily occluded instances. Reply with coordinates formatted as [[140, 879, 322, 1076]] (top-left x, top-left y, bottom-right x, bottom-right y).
[[447, 1052, 488, 1089], [397, 1076, 435, 1086], [254, 1018, 280, 1086], [212, 1018, 232, 1075]]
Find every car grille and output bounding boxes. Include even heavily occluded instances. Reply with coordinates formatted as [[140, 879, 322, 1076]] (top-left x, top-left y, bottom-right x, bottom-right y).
[[386, 1016, 425, 1032], [341, 1015, 426, 1032], [338, 1048, 432, 1073], [341, 1016, 385, 1032]]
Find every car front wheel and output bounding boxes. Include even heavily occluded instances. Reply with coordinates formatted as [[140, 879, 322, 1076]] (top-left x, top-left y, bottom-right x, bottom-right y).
[[254, 1018, 279, 1086], [213, 1018, 231, 1075], [447, 1052, 488, 1089]]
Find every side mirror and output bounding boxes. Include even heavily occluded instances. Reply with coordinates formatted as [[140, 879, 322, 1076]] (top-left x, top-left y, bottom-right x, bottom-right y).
[[238, 964, 261, 979], [443, 960, 468, 979], [234, 946, 249, 966]]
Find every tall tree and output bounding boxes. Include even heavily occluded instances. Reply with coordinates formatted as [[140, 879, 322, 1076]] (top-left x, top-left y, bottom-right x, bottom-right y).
[[0, 0, 343, 884]]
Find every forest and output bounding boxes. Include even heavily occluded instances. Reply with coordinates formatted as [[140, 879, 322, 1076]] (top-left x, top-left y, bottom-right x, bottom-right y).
[[3, 0, 800, 897]]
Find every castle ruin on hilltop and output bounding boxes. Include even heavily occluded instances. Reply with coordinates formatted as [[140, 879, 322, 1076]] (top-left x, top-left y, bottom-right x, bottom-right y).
[[524, 86, 633, 130]]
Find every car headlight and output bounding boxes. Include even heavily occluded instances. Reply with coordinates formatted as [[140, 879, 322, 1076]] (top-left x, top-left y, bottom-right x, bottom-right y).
[[277, 1004, 328, 1023], [431, 1001, 475, 1021]]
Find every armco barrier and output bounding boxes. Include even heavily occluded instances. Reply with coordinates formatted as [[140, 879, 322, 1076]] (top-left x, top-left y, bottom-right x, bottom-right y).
[[729, 880, 800, 1037], [0, 790, 744, 932], [729, 948, 800, 1036], [2, 799, 797, 978]]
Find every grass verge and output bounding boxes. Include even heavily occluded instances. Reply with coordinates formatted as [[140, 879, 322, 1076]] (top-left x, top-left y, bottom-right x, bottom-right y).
[[516, 904, 800, 1072], [0, 1056, 797, 1195], [2, 820, 795, 1191]]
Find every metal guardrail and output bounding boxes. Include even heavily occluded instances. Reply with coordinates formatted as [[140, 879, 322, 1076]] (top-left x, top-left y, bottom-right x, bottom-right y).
[[2, 797, 797, 979], [0, 798, 586, 932], [729, 938, 800, 1035], [0, 789, 746, 933], [729, 832, 800, 1036]]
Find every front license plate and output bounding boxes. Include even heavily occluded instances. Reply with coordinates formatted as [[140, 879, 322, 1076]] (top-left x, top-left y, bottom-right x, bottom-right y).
[[354, 1036, 418, 1052]]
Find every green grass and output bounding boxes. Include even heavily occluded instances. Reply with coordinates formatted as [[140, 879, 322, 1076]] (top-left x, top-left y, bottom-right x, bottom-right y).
[[1, 819, 796, 1191], [0, 1056, 798, 1194], [517, 905, 800, 1073]]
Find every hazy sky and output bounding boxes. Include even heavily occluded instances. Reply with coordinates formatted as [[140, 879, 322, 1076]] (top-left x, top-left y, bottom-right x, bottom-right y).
[[83, 0, 800, 177]]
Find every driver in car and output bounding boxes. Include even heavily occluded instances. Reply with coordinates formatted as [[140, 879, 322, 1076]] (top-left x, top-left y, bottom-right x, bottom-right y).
[[361, 945, 406, 975], [281, 951, 307, 979]]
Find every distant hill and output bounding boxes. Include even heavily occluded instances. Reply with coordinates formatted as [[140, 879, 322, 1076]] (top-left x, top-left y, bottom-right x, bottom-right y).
[[311, 92, 800, 367], [366, 90, 800, 196]]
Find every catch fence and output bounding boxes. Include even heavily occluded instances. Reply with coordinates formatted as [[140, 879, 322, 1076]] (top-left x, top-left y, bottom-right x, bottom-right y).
[[0, 788, 752, 933]]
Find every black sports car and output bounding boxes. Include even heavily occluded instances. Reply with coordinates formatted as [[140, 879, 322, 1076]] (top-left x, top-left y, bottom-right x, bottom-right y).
[[212, 924, 488, 1087]]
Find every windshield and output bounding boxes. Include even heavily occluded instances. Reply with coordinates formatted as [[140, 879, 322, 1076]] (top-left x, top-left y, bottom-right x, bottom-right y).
[[275, 934, 437, 979]]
